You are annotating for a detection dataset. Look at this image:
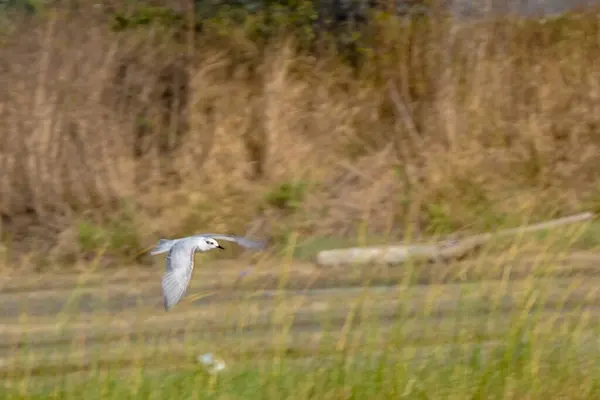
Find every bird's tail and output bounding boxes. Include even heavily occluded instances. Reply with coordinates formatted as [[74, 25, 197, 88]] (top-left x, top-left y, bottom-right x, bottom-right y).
[[150, 239, 176, 255]]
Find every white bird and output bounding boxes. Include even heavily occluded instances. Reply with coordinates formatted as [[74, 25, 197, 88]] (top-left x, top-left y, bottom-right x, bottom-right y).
[[149, 234, 267, 311]]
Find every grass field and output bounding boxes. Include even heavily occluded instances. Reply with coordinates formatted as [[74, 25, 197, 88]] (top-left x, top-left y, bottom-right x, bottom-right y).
[[1, 226, 599, 399]]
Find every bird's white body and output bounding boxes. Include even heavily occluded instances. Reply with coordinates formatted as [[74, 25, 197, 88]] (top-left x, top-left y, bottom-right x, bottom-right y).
[[150, 234, 266, 311], [150, 237, 217, 256]]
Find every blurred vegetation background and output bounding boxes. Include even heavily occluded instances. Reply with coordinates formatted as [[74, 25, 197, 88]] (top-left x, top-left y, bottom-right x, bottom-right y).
[[1, 0, 600, 269]]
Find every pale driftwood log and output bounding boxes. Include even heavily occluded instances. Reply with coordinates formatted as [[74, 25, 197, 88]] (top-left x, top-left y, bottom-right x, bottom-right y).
[[315, 212, 596, 267]]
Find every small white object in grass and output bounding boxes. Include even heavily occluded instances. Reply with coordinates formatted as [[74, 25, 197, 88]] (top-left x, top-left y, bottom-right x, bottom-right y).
[[198, 352, 227, 374]]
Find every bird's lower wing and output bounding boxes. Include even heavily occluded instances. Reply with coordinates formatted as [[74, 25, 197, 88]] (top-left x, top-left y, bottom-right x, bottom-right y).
[[162, 243, 195, 311], [162, 269, 192, 311]]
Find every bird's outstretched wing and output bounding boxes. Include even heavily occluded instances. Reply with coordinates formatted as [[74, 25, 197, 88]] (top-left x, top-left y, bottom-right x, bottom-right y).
[[197, 234, 268, 251], [162, 240, 196, 311]]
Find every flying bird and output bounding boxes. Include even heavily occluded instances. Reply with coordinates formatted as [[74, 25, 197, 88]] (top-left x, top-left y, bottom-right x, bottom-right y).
[[149, 234, 267, 311]]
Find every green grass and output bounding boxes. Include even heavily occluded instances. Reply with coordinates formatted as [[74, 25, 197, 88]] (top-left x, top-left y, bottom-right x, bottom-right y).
[[2, 226, 599, 400], [2, 289, 598, 399], [4, 337, 598, 399]]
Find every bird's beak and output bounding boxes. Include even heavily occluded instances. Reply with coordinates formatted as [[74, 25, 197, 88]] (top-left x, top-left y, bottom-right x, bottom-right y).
[[217, 245, 225, 250]]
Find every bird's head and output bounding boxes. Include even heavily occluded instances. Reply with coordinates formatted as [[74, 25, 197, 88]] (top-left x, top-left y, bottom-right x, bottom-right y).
[[203, 237, 225, 251]]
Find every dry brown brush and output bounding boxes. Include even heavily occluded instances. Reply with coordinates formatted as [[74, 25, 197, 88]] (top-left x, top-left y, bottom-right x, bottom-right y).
[[1, 5, 600, 268]]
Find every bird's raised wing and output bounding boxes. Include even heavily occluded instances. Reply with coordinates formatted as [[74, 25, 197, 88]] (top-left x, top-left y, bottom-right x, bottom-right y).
[[162, 239, 197, 311], [198, 234, 268, 251]]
